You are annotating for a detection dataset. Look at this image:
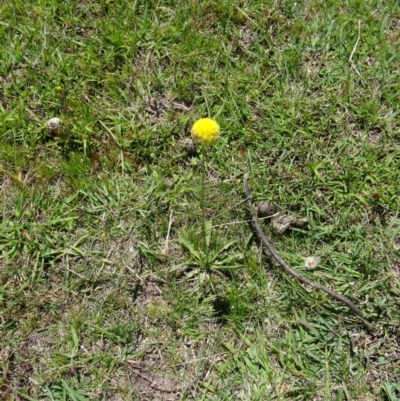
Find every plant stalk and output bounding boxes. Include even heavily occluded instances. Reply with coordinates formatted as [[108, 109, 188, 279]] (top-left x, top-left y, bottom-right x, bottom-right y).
[[200, 146, 209, 270]]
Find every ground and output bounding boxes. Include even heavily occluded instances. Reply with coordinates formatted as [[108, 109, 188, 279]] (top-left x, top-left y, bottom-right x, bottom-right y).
[[0, 0, 400, 400]]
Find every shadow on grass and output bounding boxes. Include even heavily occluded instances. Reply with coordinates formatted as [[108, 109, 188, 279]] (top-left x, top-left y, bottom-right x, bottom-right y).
[[212, 296, 232, 323]]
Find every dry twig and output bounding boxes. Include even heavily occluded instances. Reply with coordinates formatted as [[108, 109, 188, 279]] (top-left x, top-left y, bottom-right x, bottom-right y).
[[243, 174, 374, 334]]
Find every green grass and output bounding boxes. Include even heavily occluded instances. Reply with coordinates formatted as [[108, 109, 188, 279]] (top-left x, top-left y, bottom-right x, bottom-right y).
[[1, 0, 399, 400]]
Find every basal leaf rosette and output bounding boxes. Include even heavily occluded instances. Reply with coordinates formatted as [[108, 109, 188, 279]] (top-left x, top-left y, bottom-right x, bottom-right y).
[[191, 118, 220, 146]]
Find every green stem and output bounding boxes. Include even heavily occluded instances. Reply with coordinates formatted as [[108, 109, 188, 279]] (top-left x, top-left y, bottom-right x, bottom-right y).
[[200, 146, 209, 270]]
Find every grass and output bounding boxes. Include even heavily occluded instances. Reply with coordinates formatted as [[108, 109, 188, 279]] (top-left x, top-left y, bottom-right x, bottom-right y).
[[1, 0, 399, 399]]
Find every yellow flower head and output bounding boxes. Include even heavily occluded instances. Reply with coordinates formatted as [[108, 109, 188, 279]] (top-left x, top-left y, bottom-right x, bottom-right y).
[[191, 118, 220, 146]]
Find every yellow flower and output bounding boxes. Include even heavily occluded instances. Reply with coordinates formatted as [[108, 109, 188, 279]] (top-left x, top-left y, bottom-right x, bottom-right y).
[[191, 118, 220, 146]]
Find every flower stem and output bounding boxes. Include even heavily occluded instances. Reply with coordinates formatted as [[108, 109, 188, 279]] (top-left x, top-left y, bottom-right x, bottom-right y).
[[200, 146, 209, 270]]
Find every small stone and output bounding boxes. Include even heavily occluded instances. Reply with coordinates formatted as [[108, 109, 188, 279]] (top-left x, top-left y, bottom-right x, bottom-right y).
[[292, 217, 308, 227], [257, 201, 278, 217], [47, 117, 63, 133], [272, 214, 308, 234], [272, 214, 296, 234]]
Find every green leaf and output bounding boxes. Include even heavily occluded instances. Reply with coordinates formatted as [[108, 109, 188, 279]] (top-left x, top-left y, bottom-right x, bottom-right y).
[[61, 380, 88, 401], [178, 235, 200, 260], [209, 241, 236, 263], [169, 262, 189, 273], [205, 220, 213, 247]]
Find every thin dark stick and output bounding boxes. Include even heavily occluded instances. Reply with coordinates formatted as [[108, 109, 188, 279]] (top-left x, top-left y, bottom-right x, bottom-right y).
[[243, 174, 374, 334]]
